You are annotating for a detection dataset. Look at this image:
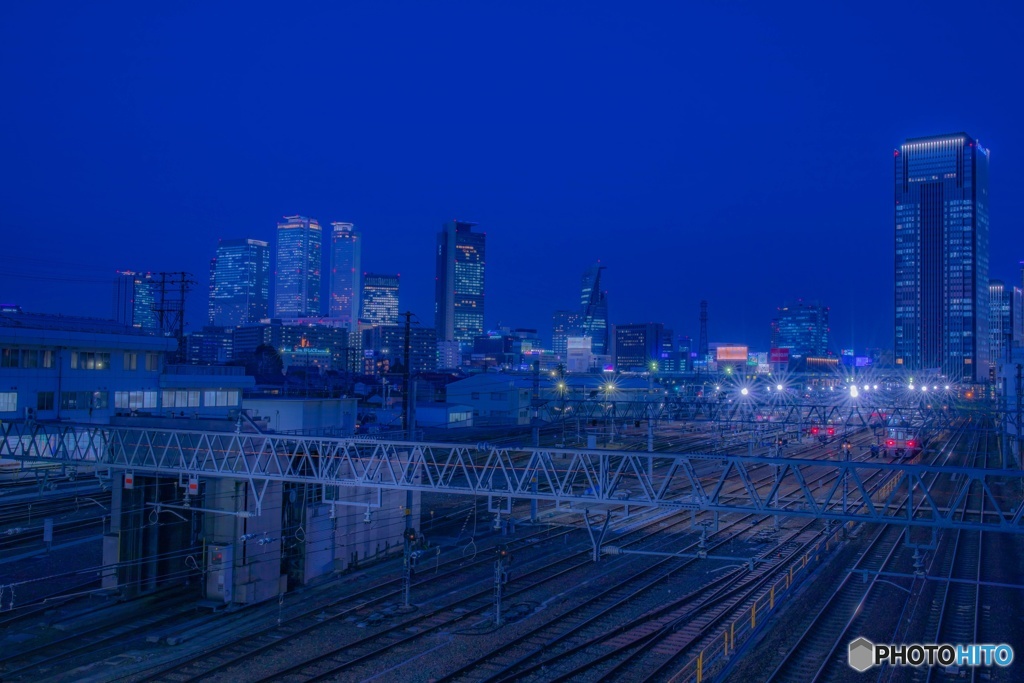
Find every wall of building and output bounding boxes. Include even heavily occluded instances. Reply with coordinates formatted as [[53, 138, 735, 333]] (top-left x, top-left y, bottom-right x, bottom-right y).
[[243, 398, 357, 434]]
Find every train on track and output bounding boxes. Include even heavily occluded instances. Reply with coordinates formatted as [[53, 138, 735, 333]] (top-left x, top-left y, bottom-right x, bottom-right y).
[[879, 424, 928, 458]]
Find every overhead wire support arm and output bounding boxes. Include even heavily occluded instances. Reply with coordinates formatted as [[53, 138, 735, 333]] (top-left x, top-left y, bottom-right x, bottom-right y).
[[3, 421, 1024, 534]]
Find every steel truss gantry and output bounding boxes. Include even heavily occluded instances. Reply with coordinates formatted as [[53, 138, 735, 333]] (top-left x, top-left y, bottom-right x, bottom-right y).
[[537, 395, 970, 432], [2, 421, 1024, 534]]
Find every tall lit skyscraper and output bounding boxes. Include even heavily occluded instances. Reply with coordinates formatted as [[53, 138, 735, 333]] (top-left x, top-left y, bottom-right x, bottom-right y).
[[274, 215, 322, 317], [988, 279, 1021, 368], [113, 271, 159, 330], [362, 273, 400, 326], [435, 220, 485, 348], [895, 133, 989, 381], [328, 221, 361, 327], [580, 263, 609, 355], [208, 238, 270, 327]]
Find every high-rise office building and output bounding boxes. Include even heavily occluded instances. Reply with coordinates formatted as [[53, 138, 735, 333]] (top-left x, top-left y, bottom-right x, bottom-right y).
[[208, 238, 270, 327], [989, 280, 1021, 368], [362, 273, 400, 326], [774, 301, 829, 359], [580, 263, 609, 355], [328, 222, 361, 327], [274, 216, 322, 317], [362, 324, 438, 375], [614, 322, 664, 372], [435, 220, 485, 349], [113, 271, 159, 330], [895, 133, 990, 381], [552, 309, 583, 358]]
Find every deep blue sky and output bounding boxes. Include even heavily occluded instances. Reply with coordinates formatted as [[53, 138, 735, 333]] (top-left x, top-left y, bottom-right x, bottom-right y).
[[3, 2, 1024, 353]]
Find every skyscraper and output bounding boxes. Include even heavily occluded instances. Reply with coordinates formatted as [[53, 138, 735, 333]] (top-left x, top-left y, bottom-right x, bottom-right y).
[[274, 216, 322, 318], [208, 238, 270, 327], [551, 309, 583, 358], [113, 271, 159, 330], [434, 220, 485, 349], [328, 222, 361, 327], [362, 273, 400, 326], [580, 263, 609, 354], [774, 301, 829, 359], [895, 133, 990, 381], [988, 280, 1021, 368]]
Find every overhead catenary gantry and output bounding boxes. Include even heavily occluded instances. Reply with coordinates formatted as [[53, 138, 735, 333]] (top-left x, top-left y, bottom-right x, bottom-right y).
[[3, 421, 1024, 535], [535, 390, 978, 434]]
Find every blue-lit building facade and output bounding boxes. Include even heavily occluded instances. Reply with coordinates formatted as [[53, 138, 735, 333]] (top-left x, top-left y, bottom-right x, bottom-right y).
[[552, 309, 583, 358], [361, 273, 400, 326], [988, 279, 1022, 369], [615, 322, 664, 372], [113, 271, 159, 330], [208, 238, 270, 327], [435, 220, 485, 350], [233, 319, 350, 371], [773, 301, 830, 367], [0, 311, 252, 423], [895, 133, 990, 382], [362, 324, 437, 376], [328, 221, 361, 328], [580, 263, 609, 355], [274, 215, 322, 318]]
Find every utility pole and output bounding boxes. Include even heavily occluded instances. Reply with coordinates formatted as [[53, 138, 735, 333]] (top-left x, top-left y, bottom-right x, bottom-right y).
[[530, 361, 541, 523], [152, 271, 196, 364], [401, 311, 414, 438], [494, 546, 512, 626], [402, 527, 417, 608], [1016, 364, 1022, 468], [697, 300, 709, 379], [400, 311, 416, 538]]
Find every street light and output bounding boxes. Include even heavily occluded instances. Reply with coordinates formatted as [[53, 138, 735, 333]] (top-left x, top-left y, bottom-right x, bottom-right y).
[[603, 382, 616, 443]]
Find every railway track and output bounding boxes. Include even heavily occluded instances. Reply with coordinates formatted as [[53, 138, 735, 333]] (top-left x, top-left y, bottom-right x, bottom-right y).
[[121, 427, 868, 683], [762, 424, 972, 682], [131, 505, 741, 683]]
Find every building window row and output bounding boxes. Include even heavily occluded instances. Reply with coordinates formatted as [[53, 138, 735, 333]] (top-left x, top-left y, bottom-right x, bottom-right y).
[[203, 390, 240, 407], [163, 390, 201, 408], [1, 348, 55, 369], [71, 351, 111, 370], [61, 391, 108, 410], [0, 392, 16, 412], [115, 390, 159, 410]]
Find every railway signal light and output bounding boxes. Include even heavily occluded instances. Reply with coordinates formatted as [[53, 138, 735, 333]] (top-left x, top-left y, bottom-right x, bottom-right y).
[[404, 529, 416, 543], [827, 427, 835, 436], [811, 427, 819, 435]]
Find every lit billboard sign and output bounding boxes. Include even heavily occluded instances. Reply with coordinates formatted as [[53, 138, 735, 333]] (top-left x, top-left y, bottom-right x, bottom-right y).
[[716, 346, 748, 361]]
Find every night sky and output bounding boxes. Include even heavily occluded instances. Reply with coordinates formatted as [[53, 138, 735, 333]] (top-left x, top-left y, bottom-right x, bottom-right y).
[[3, 2, 1023, 353]]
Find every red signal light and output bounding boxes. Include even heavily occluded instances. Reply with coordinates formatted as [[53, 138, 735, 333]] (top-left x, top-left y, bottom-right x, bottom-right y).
[[827, 428, 835, 436], [811, 427, 819, 435]]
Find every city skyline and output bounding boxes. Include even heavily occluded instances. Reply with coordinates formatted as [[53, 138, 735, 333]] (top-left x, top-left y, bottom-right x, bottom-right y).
[[4, 4, 1024, 353]]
